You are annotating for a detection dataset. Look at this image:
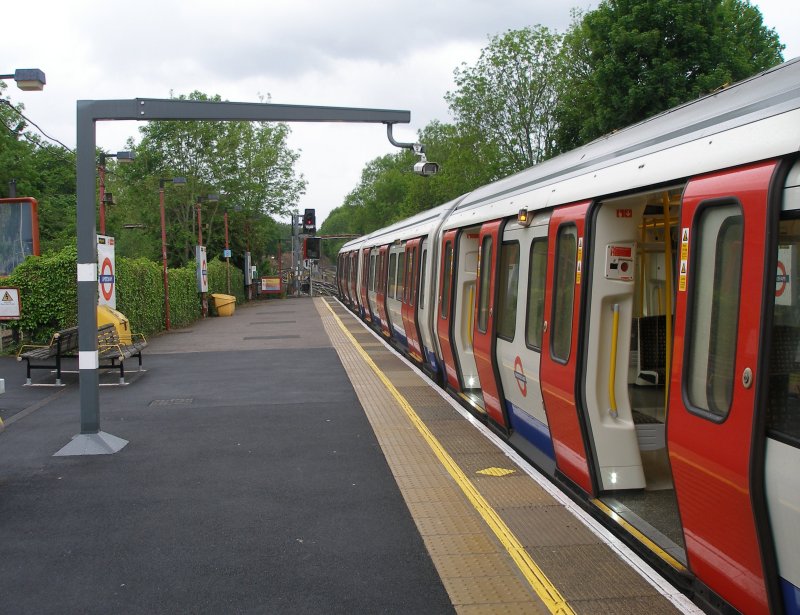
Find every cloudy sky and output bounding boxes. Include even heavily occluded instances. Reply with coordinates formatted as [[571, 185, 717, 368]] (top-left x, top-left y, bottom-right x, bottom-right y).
[[4, 0, 798, 227]]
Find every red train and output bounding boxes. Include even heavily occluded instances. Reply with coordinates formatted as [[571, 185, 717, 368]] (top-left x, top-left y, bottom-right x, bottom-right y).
[[338, 58, 800, 613]]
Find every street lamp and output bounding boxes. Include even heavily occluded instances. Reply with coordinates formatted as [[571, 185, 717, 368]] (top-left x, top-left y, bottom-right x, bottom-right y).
[[0, 68, 46, 91], [158, 177, 187, 330], [97, 150, 134, 235]]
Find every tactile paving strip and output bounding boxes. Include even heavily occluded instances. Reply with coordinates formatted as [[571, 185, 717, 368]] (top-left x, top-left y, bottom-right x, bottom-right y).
[[317, 299, 684, 615]]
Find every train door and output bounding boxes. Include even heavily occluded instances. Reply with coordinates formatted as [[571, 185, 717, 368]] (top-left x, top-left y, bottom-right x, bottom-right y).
[[452, 227, 484, 412], [540, 201, 594, 494], [348, 252, 358, 309], [386, 243, 406, 344], [496, 213, 556, 473], [402, 238, 424, 362], [669, 160, 779, 614], [367, 249, 380, 326], [473, 220, 508, 428], [437, 230, 461, 392], [583, 187, 686, 561], [375, 245, 391, 337], [360, 248, 371, 322], [417, 239, 440, 378]]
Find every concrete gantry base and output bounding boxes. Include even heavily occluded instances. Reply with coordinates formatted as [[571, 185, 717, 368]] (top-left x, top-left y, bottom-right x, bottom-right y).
[[53, 432, 128, 457]]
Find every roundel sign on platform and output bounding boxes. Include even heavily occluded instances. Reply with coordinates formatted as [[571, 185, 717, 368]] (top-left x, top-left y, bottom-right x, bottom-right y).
[[196, 245, 209, 293], [97, 234, 116, 308]]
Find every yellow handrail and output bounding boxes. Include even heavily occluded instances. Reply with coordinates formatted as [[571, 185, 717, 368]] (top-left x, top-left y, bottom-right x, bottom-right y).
[[609, 303, 620, 418]]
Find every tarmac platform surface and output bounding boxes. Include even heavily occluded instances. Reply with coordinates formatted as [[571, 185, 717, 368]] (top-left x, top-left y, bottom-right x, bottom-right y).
[[0, 299, 452, 614], [0, 297, 694, 614]]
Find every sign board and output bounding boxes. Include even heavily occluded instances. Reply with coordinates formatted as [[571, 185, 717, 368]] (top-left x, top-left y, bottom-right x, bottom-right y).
[[97, 234, 117, 309], [0, 197, 39, 276], [260, 276, 282, 295], [196, 245, 208, 293], [244, 251, 252, 285], [223, 249, 232, 259], [777, 245, 794, 306], [0, 287, 21, 320]]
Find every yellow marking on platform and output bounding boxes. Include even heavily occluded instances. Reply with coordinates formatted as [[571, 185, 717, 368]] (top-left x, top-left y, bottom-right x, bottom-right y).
[[476, 467, 516, 477], [322, 299, 575, 615], [592, 498, 687, 572]]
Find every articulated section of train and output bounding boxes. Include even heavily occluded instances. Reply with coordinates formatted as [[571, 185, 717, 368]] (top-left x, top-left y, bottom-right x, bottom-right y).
[[338, 58, 800, 614]]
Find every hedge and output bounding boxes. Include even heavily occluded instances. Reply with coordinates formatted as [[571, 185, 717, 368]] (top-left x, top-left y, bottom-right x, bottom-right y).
[[5, 247, 248, 343]]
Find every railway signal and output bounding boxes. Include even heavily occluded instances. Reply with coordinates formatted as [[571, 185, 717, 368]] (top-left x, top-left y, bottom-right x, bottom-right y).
[[303, 209, 316, 234]]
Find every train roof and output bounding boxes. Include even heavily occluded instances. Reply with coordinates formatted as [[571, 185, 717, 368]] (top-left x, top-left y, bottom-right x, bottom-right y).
[[341, 57, 800, 251], [444, 57, 800, 228]]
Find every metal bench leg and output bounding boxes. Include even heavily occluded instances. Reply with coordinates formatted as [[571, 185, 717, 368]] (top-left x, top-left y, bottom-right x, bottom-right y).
[[119, 361, 126, 385]]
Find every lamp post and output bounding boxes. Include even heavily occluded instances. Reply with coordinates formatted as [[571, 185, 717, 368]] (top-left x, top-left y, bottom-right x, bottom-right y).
[[97, 151, 134, 235], [224, 209, 231, 295], [0, 68, 46, 91], [158, 177, 186, 330]]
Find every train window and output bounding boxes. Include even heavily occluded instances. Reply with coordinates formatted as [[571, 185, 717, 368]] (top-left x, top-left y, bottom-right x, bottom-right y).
[[767, 217, 800, 445], [388, 252, 397, 299], [551, 225, 577, 362], [497, 241, 520, 341], [419, 249, 428, 310], [369, 253, 377, 292], [526, 240, 548, 350], [397, 251, 406, 301], [441, 242, 453, 319], [478, 235, 493, 333], [408, 248, 416, 307], [685, 205, 742, 420]]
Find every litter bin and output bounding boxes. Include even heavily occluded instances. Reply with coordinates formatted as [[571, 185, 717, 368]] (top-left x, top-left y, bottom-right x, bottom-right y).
[[211, 293, 236, 317], [97, 304, 133, 344]]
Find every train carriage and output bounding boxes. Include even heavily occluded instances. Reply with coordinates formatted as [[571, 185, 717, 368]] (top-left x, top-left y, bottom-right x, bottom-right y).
[[338, 58, 800, 613]]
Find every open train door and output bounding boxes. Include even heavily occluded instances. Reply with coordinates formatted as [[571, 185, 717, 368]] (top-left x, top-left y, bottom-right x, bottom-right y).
[[401, 238, 424, 363], [669, 161, 779, 614], [473, 219, 508, 429], [437, 229, 461, 392], [540, 202, 594, 495]]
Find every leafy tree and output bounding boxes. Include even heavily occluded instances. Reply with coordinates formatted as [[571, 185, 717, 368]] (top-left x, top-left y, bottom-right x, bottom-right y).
[[446, 26, 563, 176], [555, 0, 785, 150], [106, 91, 306, 270]]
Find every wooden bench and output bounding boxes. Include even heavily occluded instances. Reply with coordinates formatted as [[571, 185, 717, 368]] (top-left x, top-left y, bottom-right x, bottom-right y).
[[17, 326, 81, 386], [97, 323, 147, 385], [16, 324, 147, 386]]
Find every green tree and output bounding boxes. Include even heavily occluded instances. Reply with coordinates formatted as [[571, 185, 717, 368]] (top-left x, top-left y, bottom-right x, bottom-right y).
[[106, 91, 305, 269], [555, 0, 785, 151], [446, 26, 563, 176]]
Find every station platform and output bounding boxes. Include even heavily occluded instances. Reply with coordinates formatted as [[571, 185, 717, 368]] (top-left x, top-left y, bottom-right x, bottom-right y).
[[0, 298, 698, 614]]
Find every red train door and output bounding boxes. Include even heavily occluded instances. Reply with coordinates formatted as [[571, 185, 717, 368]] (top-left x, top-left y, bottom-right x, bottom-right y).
[[473, 220, 508, 428], [376, 245, 391, 337], [437, 229, 461, 391], [669, 161, 778, 614], [360, 248, 371, 322], [402, 238, 424, 362], [540, 202, 594, 495]]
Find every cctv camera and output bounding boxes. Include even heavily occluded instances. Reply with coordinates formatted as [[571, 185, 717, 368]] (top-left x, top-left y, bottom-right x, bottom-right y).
[[414, 160, 440, 176]]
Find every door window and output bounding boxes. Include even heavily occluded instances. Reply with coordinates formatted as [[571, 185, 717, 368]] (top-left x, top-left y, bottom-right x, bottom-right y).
[[497, 241, 520, 341], [685, 204, 742, 420], [441, 242, 453, 319], [551, 225, 577, 362], [526, 240, 548, 350]]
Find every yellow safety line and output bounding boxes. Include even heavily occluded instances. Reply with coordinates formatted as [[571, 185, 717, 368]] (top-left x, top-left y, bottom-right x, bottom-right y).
[[592, 498, 687, 572], [323, 299, 575, 615]]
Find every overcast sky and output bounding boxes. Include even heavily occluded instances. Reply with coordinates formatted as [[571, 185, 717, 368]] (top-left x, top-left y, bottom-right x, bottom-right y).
[[4, 0, 798, 227]]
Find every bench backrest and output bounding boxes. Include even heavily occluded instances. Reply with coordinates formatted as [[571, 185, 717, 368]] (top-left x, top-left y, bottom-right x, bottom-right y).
[[55, 326, 80, 355], [97, 323, 121, 347]]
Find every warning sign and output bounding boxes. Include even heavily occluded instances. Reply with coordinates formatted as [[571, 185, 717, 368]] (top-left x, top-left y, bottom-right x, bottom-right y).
[[681, 227, 689, 261], [576, 237, 583, 285], [679, 259, 688, 292], [0, 287, 21, 320], [97, 234, 116, 308]]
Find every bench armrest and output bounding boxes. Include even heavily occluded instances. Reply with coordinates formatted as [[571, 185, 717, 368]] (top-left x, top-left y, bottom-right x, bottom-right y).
[[16, 344, 49, 360]]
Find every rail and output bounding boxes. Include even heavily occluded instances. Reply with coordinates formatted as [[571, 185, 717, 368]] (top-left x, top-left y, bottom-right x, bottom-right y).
[[608, 303, 620, 418]]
